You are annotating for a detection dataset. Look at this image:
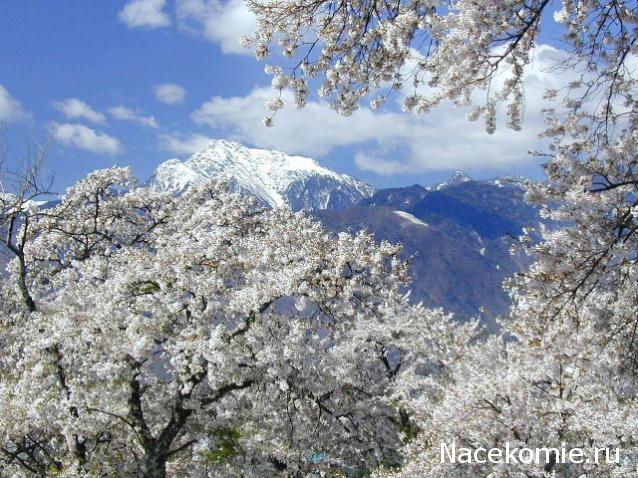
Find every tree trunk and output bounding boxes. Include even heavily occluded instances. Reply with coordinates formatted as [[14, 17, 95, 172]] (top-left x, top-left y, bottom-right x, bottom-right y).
[[17, 252, 36, 312], [143, 447, 167, 478]]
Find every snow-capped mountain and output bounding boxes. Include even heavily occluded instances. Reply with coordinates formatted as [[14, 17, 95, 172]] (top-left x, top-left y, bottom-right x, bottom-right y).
[[432, 170, 472, 190], [445, 170, 472, 186], [0, 193, 52, 212], [150, 140, 374, 211]]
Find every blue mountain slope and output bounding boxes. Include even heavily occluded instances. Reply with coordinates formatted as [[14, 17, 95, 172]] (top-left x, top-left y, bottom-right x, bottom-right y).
[[313, 176, 540, 328]]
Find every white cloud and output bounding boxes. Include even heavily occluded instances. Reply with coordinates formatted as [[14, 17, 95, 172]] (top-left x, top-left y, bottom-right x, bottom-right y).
[[108, 105, 158, 128], [191, 86, 543, 173], [159, 132, 213, 155], [119, 0, 171, 29], [154, 83, 187, 104], [176, 0, 255, 55], [50, 123, 121, 155], [190, 45, 573, 174], [0, 85, 30, 122], [53, 98, 105, 124]]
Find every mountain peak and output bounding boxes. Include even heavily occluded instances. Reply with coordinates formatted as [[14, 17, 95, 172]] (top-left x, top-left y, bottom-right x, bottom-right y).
[[447, 170, 472, 185], [151, 140, 374, 211], [190, 139, 332, 178]]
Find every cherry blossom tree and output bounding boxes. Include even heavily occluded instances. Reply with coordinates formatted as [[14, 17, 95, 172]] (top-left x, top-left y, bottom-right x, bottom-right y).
[[1, 136, 54, 312], [245, 0, 638, 136], [244, 2, 638, 475], [0, 166, 473, 477], [372, 168, 638, 477], [6, 1, 638, 474]]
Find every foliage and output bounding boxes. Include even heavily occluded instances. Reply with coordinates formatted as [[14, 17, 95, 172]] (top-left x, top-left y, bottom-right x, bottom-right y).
[[241, 0, 638, 476], [0, 167, 472, 477], [245, 0, 638, 136]]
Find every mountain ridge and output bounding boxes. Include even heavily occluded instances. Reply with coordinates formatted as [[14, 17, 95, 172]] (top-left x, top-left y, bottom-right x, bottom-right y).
[[151, 139, 374, 211], [2, 142, 541, 326], [315, 175, 539, 327]]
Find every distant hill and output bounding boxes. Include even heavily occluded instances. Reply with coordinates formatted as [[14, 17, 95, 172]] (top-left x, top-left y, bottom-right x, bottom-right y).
[[314, 175, 539, 328]]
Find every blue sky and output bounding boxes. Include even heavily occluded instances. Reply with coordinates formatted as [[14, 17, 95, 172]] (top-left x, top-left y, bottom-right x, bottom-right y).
[[0, 0, 564, 192]]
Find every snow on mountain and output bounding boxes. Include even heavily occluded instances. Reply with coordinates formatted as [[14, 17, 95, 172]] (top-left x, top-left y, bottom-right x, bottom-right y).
[[151, 139, 374, 211], [393, 210, 428, 227], [447, 170, 472, 185], [434, 170, 472, 190], [0, 193, 54, 212], [489, 176, 529, 189]]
